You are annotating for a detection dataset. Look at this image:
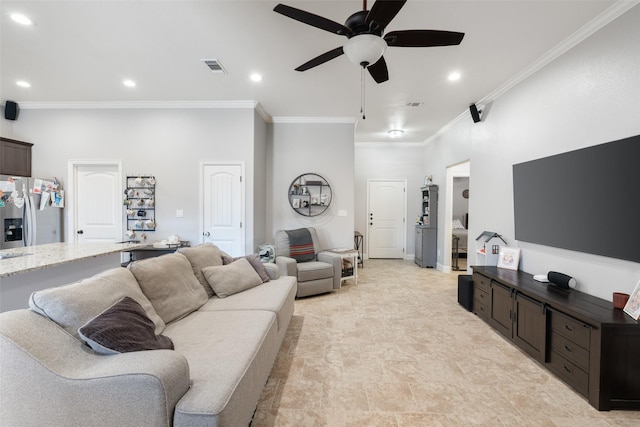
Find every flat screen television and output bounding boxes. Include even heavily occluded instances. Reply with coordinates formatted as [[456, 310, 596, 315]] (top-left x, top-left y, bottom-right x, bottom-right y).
[[512, 134, 640, 263]]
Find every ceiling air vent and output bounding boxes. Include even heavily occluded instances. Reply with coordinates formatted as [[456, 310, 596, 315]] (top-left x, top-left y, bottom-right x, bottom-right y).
[[202, 59, 227, 74], [406, 102, 423, 107]]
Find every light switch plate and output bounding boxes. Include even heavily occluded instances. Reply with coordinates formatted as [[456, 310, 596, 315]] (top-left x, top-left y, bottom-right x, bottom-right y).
[[338, 210, 347, 217], [176, 209, 184, 218]]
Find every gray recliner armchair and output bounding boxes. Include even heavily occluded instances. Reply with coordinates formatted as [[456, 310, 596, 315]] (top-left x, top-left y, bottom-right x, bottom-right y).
[[275, 227, 342, 298]]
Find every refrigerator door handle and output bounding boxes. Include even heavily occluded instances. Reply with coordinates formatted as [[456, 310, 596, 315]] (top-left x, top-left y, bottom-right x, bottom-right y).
[[29, 195, 37, 246]]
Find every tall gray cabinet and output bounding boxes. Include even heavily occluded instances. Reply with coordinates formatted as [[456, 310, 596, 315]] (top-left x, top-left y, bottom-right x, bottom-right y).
[[415, 185, 438, 268]]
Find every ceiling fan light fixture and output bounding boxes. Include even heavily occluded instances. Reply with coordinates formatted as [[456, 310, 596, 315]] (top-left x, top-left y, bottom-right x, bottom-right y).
[[388, 129, 404, 138], [344, 34, 387, 67]]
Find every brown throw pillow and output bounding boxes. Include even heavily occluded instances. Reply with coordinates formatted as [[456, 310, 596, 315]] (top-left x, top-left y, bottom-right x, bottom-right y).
[[78, 297, 174, 355], [222, 253, 270, 283]]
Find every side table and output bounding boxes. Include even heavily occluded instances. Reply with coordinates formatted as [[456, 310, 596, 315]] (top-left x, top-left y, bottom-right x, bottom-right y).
[[326, 248, 358, 285], [354, 231, 364, 268]]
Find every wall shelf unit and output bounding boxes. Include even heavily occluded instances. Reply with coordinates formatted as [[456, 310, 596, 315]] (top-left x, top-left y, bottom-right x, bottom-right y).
[[288, 173, 332, 217], [124, 175, 156, 237]]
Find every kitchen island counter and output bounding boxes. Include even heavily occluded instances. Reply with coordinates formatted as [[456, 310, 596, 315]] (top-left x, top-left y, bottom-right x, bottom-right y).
[[0, 242, 146, 312], [0, 242, 145, 278]]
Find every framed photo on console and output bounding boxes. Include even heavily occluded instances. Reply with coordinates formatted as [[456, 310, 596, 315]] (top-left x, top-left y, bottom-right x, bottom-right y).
[[497, 247, 521, 270], [623, 279, 640, 320]]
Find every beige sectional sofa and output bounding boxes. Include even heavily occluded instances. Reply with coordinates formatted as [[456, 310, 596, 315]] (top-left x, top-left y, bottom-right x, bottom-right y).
[[0, 243, 296, 427]]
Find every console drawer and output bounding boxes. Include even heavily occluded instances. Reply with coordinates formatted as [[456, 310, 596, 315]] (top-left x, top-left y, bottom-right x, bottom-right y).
[[550, 310, 591, 349], [474, 297, 489, 320], [473, 273, 491, 293], [550, 331, 589, 371], [549, 350, 589, 396], [474, 287, 489, 306]]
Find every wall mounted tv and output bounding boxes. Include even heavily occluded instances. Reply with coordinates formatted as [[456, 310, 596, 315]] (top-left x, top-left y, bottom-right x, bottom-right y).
[[513, 134, 640, 263]]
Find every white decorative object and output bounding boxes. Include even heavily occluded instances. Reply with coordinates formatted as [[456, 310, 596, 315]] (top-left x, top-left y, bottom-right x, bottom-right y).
[[623, 279, 640, 320], [497, 247, 521, 270]]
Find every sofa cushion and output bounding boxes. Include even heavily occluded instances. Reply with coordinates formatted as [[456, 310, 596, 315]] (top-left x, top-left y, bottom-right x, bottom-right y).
[[78, 297, 174, 355], [223, 253, 270, 283], [296, 261, 334, 282], [129, 253, 208, 323], [202, 258, 263, 298], [199, 276, 296, 334], [177, 243, 225, 297], [164, 310, 279, 427], [29, 267, 165, 338]]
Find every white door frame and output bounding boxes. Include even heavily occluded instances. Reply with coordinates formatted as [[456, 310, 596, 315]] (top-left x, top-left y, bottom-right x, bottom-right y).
[[443, 161, 470, 273], [199, 161, 246, 253], [67, 160, 123, 243], [366, 179, 407, 259]]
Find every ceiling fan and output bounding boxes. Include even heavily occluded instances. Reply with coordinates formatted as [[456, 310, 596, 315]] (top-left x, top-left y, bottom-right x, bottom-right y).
[[273, 0, 465, 84]]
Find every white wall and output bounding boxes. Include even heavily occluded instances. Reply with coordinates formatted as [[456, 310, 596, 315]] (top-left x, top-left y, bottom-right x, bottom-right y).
[[354, 143, 425, 259], [423, 5, 640, 300], [9, 107, 257, 247], [252, 110, 269, 250], [269, 121, 355, 250]]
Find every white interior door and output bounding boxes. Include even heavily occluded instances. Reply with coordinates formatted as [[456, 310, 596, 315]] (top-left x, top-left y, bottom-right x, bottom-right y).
[[69, 162, 122, 243], [367, 180, 406, 258], [202, 163, 244, 256]]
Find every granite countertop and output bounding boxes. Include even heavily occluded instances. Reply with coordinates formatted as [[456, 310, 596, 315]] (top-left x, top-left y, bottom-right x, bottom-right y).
[[0, 242, 146, 278]]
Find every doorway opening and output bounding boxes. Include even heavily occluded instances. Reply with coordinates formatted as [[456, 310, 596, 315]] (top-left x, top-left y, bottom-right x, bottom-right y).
[[444, 161, 470, 273]]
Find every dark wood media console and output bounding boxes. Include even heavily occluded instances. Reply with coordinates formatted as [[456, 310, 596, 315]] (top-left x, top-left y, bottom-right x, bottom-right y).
[[471, 266, 640, 411]]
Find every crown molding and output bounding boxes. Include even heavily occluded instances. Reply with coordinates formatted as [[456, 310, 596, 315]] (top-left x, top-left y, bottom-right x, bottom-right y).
[[271, 117, 357, 124], [425, 0, 638, 146], [355, 141, 426, 147], [254, 102, 272, 123], [19, 100, 259, 110]]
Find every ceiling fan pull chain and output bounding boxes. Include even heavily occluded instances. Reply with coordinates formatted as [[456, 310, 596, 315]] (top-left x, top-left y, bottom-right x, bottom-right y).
[[361, 66, 366, 120]]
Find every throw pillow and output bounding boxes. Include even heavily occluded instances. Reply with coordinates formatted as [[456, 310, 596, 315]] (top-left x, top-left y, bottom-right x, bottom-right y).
[[78, 297, 174, 355], [222, 253, 270, 283], [29, 267, 165, 338], [177, 243, 225, 297], [202, 258, 263, 298], [128, 253, 208, 323]]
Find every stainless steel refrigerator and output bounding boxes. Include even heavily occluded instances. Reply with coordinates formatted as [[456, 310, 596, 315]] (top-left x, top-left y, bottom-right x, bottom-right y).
[[1, 175, 64, 249]]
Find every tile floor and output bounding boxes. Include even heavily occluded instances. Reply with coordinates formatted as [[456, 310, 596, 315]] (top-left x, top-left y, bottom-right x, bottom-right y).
[[252, 259, 640, 426]]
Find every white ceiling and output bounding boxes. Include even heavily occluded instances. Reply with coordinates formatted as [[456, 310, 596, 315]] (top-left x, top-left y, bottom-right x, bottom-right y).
[[1, 0, 624, 143]]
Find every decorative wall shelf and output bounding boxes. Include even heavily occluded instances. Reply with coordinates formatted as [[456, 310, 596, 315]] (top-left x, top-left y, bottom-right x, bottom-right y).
[[124, 175, 156, 237], [288, 173, 332, 217]]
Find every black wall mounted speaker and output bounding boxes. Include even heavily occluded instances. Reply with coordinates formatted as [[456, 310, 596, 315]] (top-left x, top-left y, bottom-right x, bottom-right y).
[[469, 103, 481, 123], [548, 271, 577, 290], [4, 100, 18, 120]]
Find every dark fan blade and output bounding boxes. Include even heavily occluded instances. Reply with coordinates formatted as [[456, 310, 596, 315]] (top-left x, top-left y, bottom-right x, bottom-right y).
[[295, 46, 345, 71], [384, 30, 465, 47], [274, 4, 352, 36], [367, 56, 389, 83], [366, 0, 407, 31]]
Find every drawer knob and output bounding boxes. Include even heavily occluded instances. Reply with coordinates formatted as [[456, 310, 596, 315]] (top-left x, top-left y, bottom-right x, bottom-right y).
[[564, 365, 573, 374], [564, 324, 574, 332], [564, 344, 573, 353]]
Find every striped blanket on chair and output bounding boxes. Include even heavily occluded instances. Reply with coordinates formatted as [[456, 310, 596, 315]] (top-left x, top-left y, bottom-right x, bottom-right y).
[[285, 228, 316, 262]]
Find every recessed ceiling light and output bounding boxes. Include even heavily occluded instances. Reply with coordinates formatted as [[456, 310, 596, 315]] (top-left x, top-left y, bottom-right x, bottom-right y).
[[16, 80, 31, 88], [448, 71, 461, 81], [250, 73, 262, 82], [11, 13, 35, 26], [123, 79, 136, 88], [388, 129, 404, 138]]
